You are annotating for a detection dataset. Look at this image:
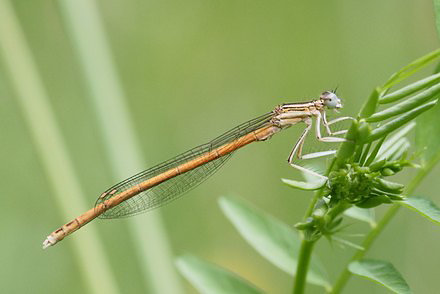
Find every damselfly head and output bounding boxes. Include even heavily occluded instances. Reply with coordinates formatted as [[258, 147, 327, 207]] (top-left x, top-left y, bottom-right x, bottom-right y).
[[321, 91, 342, 110]]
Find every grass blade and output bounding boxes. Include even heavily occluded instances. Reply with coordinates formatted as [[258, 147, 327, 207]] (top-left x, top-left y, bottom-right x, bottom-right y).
[[0, 1, 119, 293], [435, 0, 440, 39], [58, 1, 184, 293], [377, 122, 415, 157], [378, 138, 410, 161]]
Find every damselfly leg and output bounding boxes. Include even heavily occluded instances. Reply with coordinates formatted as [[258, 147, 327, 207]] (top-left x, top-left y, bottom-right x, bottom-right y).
[[322, 111, 354, 136], [288, 111, 353, 179]]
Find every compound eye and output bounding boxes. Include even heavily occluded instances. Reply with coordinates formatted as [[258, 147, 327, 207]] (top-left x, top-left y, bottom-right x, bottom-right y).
[[321, 91, 340, 109]]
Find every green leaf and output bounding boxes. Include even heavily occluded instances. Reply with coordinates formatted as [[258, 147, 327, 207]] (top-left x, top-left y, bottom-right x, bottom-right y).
[[380, 72, 440, 104], [359, 88, 380, 118], [366, 99, 437, 143], [175, 254, 262, 294], [398, 197, 440, 225], [364, 137, 386, 166], [367, 83, 440, 122], [382, 49, 440, 90], [218, 196, 330, 289], [435, 0, 440, 39], [349, 259, 412, 294], [281, 178, 326, 191], [344, 207, 376, 227], [356, 194, 392, 208], [335, 122, 358, 167]]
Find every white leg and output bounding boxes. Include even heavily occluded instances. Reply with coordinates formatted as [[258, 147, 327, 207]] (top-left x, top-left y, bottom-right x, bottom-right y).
[[287, 114, 351, 180], [289, 149, 337, 179], [290, 146, 337, 179], [322, 111, 354, 136], [289, 162, 328, 179], [287, 118, 312, 163], [327, 116, 354, 125], [322, 111, 333, 134], [316, 112, 347, 143], [302, 150, 336, 159], [332, 130, 348, 135], [287, 118, 329, 180]]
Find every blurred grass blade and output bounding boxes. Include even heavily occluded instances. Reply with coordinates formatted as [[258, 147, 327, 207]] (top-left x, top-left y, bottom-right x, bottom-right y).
[[365, 99, 437, 143], [380, 73, 440, 104], [378, 138, 410, 161], [344, 207, 376, 227], [219, 196, 330, 289], [367, 83, 440, 122], [58, 1, 184, 293], [378, 122, 415, 158], [388, 140, 410, 161], [398, 197, 440, 225], [0, 1, 119, 293], [382, 49, 440, 90], [349, 259, 412, 294], [282, 178, 326, 191], [176, 255, 262, 294], [435, 0, 440, 38]]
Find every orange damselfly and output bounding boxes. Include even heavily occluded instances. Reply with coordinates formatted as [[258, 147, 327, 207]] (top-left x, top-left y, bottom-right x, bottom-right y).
[[43, 91, 352, 249]]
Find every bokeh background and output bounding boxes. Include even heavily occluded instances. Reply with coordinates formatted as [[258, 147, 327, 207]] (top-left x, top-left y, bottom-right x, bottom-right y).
[[1, 0, 439, 293]]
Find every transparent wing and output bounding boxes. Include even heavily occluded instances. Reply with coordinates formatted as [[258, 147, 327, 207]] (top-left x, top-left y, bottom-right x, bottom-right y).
[[96, 112, 273, 218]]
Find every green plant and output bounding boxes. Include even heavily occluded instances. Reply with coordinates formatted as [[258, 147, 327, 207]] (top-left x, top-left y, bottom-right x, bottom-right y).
[[175, 49, 440, 294]]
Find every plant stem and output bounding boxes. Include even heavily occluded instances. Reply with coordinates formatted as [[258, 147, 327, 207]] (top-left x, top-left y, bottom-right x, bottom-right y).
[[330, 154, 440, 293], [293, 239, 316, 294], [305, 189, 325, 218]]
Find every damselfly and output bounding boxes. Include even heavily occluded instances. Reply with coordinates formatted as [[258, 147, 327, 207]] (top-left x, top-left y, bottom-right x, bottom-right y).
[[43, 91, 352, 249]]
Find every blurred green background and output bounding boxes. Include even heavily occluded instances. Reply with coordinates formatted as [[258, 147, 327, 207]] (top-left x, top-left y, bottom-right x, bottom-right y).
[[1, 0, 439, 293]]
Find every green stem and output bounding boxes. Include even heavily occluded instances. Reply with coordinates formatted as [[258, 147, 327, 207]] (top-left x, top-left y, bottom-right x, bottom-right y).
[[330, 154, 440, 294], [293, 239, 316, 294], [305, 189, 325, 218]]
